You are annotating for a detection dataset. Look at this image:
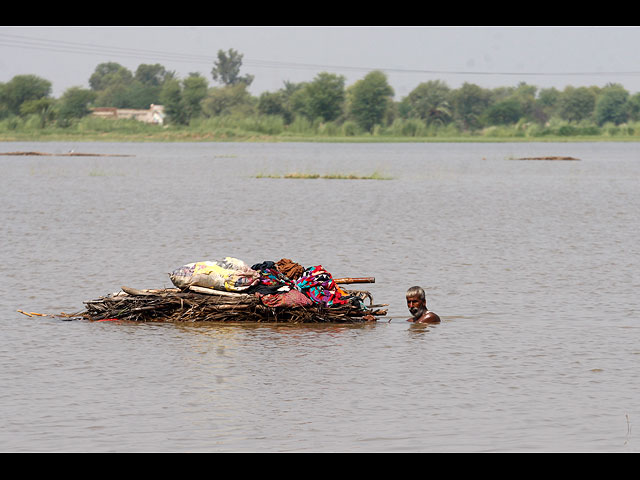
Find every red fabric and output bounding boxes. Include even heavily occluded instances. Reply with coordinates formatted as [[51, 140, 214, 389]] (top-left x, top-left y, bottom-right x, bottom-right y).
[[257, 289, 313, 307]]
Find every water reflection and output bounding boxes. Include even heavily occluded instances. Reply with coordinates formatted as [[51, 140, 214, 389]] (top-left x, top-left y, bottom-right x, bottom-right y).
[[407, 322, 434, 337], [174, 321, 380, 342]]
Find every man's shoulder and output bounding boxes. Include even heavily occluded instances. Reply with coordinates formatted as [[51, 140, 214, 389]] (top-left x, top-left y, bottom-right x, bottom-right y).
[[407, 311, 441, 323], [422, 311, 441, 323]]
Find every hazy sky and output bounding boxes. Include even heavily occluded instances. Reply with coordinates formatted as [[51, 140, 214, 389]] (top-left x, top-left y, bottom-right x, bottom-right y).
[[2, 26, 640, 99]]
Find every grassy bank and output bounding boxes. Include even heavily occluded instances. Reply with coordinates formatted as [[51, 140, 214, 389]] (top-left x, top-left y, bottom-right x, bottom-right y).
[[2, 115, 640, 143]]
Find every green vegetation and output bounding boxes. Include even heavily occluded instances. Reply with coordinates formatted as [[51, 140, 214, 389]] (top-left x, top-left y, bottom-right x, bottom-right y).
[[2, 48, 640, 142]]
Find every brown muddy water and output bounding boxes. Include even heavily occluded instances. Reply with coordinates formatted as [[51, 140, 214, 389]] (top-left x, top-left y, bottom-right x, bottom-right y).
[[1, 141, 638, 452]]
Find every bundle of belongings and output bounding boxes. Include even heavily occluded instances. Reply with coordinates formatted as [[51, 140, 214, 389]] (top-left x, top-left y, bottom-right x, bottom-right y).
[[77, 257, 385, 323], [169, 257, 260, 293], [169, 256, 366, 310]]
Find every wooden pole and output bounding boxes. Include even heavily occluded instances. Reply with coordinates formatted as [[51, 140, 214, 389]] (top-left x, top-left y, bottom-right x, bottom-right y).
[[333, 277, 375, 284]]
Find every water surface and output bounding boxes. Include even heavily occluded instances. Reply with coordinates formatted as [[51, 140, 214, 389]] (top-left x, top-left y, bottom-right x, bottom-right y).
[[1, 141, 638, 451]]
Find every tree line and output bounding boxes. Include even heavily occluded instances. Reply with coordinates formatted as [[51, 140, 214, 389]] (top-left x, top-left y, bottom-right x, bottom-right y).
[[2, 48, 640, 137]]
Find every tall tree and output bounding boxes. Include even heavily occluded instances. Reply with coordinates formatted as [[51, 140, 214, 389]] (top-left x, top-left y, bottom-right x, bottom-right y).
[[160, 78, 187, 125], [485, 98, 523, 125], [510, 82, 537, 119], [258, 81, 304, 124], [89, 62, 138, 108], [535, 87, 561, 123], [292, 72, 345, 122], [181, 73, 208, 120], [201, 83, 256, 117], [347, 70, 394, 132], [89, 62, 133, 92], [19, 98, 55, 127], [211, 49, 254, 87], [0, 74, 52, 116], [135, 64, 170, 87], [629, 92, 640, 121], [595, 84, 630, 126], [557, 86, 596, 123], [403, 80, 452, 125], [451, 82, 492, 131], [58, 86, 97, 120], [258, 90, 291, 123]]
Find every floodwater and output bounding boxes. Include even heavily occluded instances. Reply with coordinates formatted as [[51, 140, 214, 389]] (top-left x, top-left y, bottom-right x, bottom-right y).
[[1, 140, 638, 452]]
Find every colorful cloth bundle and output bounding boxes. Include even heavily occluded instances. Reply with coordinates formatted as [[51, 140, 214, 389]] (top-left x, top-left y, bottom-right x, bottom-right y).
[[251, 261, 354, 307], [293, 265, 351, 307], [250, 261, 296, 294], [171, 257, 360, 309]]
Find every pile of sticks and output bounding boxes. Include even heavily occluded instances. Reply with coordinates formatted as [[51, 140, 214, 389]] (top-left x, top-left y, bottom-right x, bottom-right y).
[[80, 284, 388, 324]]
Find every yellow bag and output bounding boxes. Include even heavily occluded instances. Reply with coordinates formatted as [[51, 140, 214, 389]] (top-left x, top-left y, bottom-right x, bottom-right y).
[[169, 257, 260, 292]]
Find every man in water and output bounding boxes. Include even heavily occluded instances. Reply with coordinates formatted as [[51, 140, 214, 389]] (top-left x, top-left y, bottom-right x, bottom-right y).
[[406, 286, 440, 323]]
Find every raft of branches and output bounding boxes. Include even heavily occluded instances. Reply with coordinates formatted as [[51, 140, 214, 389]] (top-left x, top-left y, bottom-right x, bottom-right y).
[[79, 286, 388, 324]]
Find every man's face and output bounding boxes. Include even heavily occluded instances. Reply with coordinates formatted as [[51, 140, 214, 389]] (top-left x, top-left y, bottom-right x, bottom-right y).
[[406, 295, 426, 316]]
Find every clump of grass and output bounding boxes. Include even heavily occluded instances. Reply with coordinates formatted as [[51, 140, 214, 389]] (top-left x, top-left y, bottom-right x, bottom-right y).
[[255, 170, 392, 180], [284, 172, 321, 179], [323, 170, 393, 180], [255, 172, 281, 178]]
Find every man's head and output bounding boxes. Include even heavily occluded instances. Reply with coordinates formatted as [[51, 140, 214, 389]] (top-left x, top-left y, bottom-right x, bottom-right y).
[[406, 286, 427, 317]]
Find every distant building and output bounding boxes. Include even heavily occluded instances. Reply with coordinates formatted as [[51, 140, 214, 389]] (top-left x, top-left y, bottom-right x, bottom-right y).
[[91, 104, 165, 125]]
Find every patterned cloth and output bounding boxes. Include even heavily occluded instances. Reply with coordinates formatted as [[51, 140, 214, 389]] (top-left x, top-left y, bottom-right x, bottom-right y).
[[294, 265, 351, 307], [251, 261, 363, 309], [250, 261, 295, 294]]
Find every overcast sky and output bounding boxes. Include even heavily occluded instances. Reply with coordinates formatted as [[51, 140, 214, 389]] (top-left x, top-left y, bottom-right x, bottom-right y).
[[2, 26, 640, 99]]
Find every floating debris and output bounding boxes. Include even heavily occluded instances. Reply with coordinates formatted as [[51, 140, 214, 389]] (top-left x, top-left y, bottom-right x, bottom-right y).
[[71, 258, 388, 324], [512, 156, 580, 161], [0, 151, 134, 157], [78, 286, 387, 324]]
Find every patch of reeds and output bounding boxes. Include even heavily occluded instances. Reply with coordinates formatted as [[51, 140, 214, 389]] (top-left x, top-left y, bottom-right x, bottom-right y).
[[256, 170, 392, 180]]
